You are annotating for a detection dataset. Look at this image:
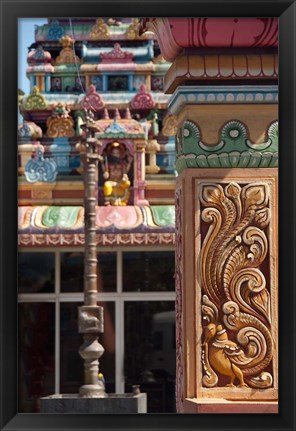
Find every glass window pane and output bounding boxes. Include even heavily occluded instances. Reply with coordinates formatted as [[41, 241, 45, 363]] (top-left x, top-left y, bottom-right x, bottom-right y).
[[60, 301, 115, 393], [60, 252, 116, 292], [124, 301, 176, 413], [108, 75, 128, 91], [98, 252, 117, 293], [18, 303, 55, 413], [122, 251, 175, 292], [18, 252, 55, 293], [60, 252, 83, 293]]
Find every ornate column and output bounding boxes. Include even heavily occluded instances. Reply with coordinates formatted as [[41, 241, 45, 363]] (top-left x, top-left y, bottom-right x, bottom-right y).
[[76, 113, 106, 398], [145, 139, 160, 174], [143, 18, 278, 413], [134, 138, 149, 205]]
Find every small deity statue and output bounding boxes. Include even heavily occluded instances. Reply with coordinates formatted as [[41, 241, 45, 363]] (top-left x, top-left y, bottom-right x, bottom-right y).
[[100, 142, 133, 206]]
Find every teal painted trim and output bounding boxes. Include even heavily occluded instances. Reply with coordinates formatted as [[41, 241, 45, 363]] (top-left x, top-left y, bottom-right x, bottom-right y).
[[31, 75, 36, 88], [128, 75, 133, 91], [81, 41, 155, 64], [45, 75, 51, 92], [176, 152, 278, 173], [102, 75, 108, 91], [168, 85, 278, 115], [176, 119, 278, 173], [41, 92, 170, 105], [54, 65, 80, 73], [95, 132, 145, 139], [107, 71, 131, 75]]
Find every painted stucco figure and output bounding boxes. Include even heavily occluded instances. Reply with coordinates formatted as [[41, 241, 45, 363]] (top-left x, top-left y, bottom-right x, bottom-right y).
[[101, 142, 133, 206]]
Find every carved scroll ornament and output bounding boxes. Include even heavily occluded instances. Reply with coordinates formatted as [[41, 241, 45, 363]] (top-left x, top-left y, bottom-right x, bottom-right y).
[[46, 103, 75, 138], [200, 182, 274, 390]]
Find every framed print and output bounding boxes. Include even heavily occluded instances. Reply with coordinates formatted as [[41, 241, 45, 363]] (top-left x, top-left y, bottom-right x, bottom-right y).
[[1, 1, 296, 430]]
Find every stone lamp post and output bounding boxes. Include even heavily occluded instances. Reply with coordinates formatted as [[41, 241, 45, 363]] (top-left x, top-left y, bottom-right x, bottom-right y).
[[40, 109, 147, 413], [76, 111, 106, 398]]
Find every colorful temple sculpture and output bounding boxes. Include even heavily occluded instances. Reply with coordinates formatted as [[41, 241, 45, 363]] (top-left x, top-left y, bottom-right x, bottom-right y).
[[18, 18, 176, 413], [142, 18, 278, 414]]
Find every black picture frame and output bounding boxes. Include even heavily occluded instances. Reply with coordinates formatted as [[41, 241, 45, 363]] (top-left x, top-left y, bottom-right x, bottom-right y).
[[1, 1, 295, 430]]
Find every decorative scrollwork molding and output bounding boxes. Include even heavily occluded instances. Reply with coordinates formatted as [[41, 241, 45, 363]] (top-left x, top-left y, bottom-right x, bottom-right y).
[[46, 103, 75, 137]]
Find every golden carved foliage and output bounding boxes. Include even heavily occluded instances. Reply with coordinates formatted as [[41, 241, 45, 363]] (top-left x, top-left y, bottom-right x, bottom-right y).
[[46, 117, 75, 138], [54, 36, 81, 65], [22, 86, 48, 111], [200, 182, 273, 389], [90, 18, 110, 40]]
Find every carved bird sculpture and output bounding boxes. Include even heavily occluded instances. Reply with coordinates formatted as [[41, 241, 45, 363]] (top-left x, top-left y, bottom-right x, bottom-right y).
[[203, 323, 249, 387], [80, 311, 99, 327]]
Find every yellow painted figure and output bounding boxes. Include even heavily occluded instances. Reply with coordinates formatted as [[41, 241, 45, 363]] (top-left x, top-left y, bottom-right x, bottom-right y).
[[101, 142, 132, 206]]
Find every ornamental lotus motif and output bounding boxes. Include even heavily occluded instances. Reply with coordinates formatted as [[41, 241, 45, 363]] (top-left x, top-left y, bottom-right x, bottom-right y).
[[25, 146, 58, 183], [100, 43, 134, 63]]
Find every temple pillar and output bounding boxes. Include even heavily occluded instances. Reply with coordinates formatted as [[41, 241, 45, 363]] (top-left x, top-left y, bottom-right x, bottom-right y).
[[145, 139, 160, 174], [134, 138, 149, 205], [142, 18, 278, 413]]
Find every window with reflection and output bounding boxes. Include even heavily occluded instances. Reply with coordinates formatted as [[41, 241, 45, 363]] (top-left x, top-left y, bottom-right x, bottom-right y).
[[108, 75, 128, 91], [18, 253, 55, 293], [122, 251, 175, 292], [124, 301, 176, 412], [18, 303, 55, 413], [60, 301, 116, 393], [60, 252, 116, 292], [17, 249, 176, 413]]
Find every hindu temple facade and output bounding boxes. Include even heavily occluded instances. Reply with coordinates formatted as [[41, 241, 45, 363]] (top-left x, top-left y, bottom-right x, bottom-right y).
[[18, 18, 177, 413], [18, 17, 279, 415]]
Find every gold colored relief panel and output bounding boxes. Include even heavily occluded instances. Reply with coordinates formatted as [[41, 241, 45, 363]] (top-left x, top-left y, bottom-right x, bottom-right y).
[[176, 168, 278, 405], [196, 170, 277, 402]]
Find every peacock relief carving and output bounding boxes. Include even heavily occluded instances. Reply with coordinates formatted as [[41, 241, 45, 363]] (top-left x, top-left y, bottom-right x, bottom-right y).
[[200, 182, 274, 389]]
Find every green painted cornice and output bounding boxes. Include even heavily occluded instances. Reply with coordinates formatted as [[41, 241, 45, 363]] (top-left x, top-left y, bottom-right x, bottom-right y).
[[176, 120, 278, 173]]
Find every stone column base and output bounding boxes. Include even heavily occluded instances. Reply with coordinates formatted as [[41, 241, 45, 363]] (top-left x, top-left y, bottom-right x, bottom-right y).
[[184, 398, 278, 414], [40, 393, 147, 414]]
